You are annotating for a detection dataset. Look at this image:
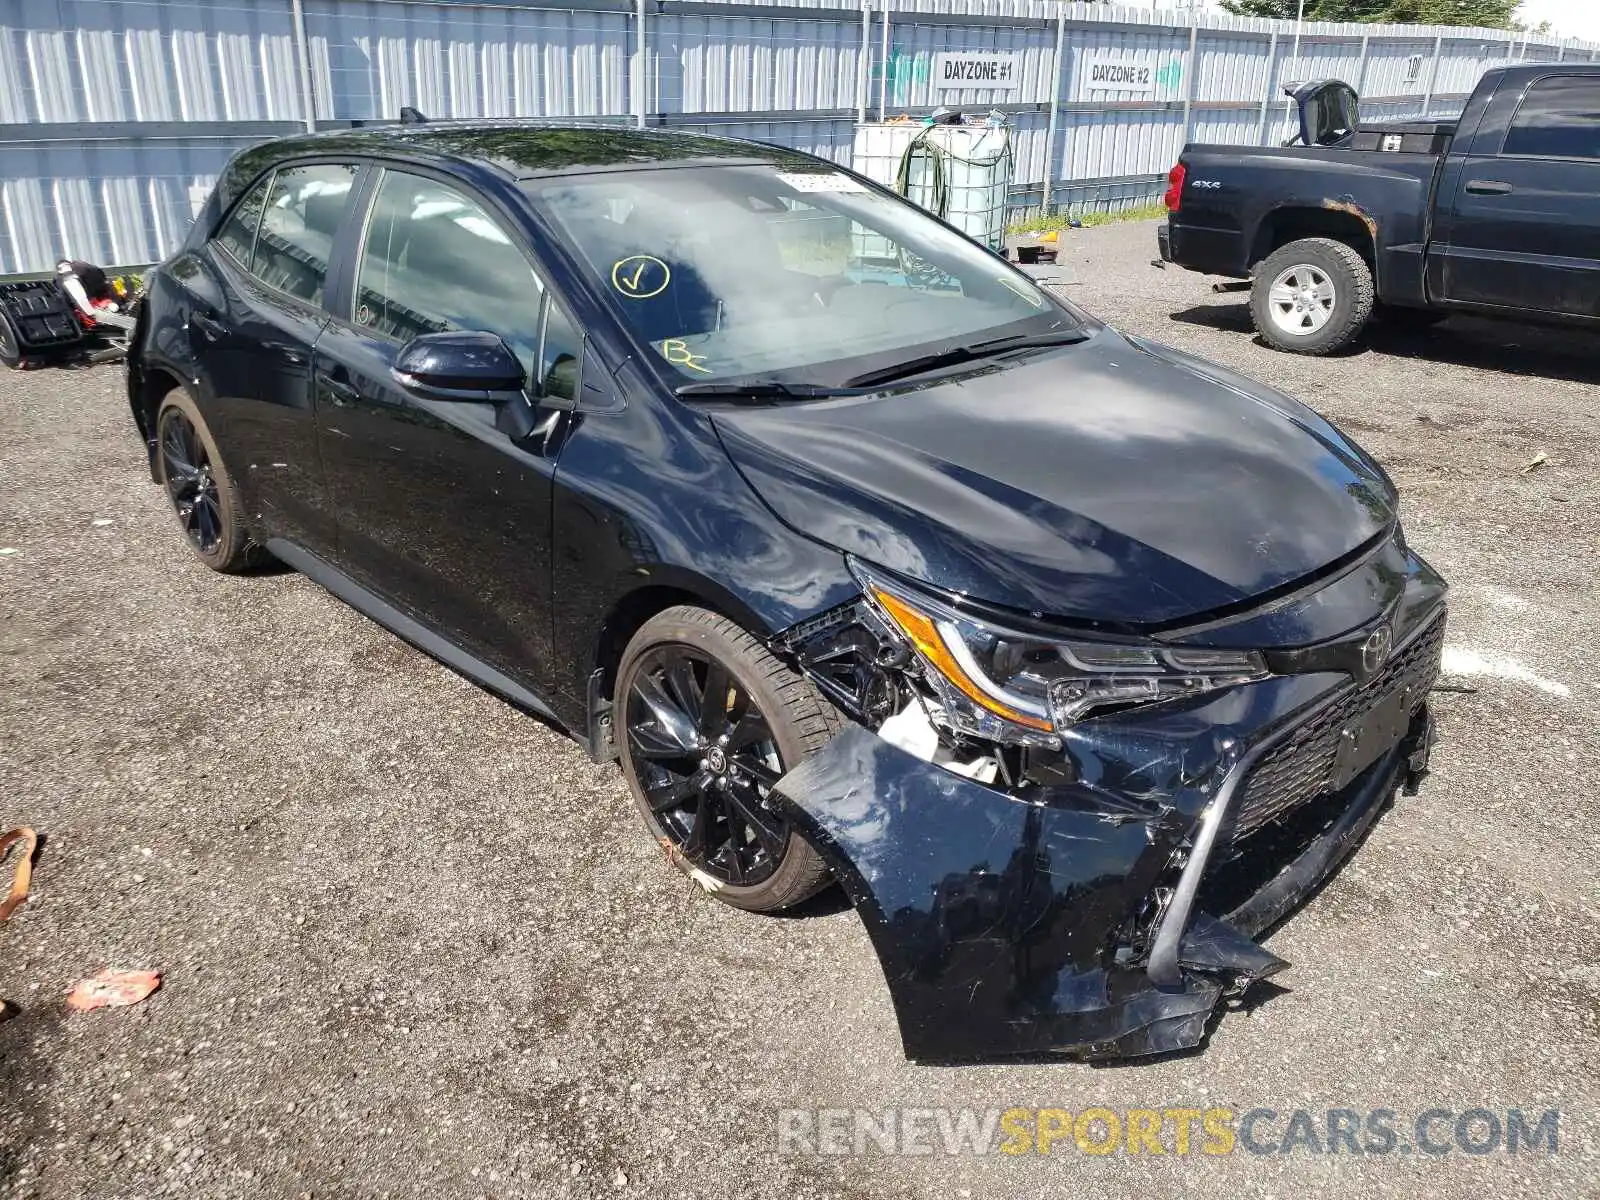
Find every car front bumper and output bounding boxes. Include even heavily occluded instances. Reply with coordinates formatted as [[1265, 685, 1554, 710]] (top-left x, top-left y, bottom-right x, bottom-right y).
[[771, 605, 1445, 1063]]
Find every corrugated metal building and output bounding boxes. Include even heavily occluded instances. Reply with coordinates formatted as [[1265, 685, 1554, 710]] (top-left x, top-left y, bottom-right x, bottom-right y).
[[0, 0, 1592, 274]]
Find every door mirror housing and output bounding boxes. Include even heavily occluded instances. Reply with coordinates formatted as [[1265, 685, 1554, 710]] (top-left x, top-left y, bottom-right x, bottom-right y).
[[393, 331, 527, 402]]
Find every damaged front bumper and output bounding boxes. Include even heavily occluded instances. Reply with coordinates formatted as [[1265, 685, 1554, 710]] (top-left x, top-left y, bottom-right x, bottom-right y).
[[768, 618, 1442, 1063]]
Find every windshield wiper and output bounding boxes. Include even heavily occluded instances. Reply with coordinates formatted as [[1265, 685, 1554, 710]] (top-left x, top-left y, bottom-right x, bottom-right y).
[[674, 379, 860, 403], [842, 327, 1091, 390]]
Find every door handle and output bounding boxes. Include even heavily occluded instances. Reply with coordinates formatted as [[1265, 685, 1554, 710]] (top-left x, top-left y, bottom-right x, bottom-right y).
[[315, 370, 362, 408], [1465, 179, 1514, 195], [190, 312, 224, 342]]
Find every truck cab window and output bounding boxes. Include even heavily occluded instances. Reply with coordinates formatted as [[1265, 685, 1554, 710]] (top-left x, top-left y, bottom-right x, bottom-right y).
[[1504, 77, 1600, 160]]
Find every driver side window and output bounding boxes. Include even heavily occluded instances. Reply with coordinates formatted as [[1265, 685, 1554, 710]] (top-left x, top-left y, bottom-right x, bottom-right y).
[[353, 171, 549, 386]]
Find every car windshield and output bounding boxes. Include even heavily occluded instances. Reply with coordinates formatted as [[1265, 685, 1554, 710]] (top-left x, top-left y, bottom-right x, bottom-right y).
[[525, 163, 1077, 386]]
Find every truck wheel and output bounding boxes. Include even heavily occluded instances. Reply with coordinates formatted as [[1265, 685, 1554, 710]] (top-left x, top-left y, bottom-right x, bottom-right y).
[[1251, 238, 1374, 355]]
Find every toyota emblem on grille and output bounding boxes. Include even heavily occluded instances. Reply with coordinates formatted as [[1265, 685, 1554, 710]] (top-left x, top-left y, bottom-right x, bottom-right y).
[[1360, 623, 1394, 679]]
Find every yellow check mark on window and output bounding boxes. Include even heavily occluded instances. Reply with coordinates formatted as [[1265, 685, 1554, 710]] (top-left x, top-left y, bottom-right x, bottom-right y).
[[612, 255, 670, 299]]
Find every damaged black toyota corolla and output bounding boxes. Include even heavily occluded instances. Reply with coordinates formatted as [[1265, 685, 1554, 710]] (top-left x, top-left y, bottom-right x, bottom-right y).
[[128, 124, 1446, 1063]]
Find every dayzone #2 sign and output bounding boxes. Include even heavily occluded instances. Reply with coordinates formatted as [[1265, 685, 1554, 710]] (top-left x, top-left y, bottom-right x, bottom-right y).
[[1084, 55, 1156, 94], [933, 52, 1021, 91]]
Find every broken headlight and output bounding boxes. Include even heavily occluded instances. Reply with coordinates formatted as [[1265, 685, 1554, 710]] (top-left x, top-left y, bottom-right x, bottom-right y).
[[852, 561, 1269, 746]]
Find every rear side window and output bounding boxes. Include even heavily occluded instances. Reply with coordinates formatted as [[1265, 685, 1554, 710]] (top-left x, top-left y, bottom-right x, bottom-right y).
[[1504, 77, 1600, 160], [249, 164, 359, 303], [352, 171, 546, 377], [213, 176, 271, 268]]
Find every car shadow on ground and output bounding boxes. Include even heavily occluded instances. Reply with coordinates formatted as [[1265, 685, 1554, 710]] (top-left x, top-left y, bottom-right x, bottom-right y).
[[1169, 301, 1600, 385], [774, 883, 854, 919]]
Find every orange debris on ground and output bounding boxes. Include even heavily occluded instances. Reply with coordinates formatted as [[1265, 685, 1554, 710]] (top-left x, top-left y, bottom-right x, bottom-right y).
[[65, 969, 162, 1012]]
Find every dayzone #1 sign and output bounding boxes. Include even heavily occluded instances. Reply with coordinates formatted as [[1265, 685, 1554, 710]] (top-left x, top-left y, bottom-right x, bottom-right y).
[[1084, 55, 1156, 94], [933, 52, 1021, 91]]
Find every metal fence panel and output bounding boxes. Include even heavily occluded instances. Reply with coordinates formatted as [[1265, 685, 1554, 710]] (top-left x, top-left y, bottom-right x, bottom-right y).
[[304, 0, 631, 119], [0, 135, 250, 274], [1061, 25, 1190, 104], [6, 0, 307, 126], [1064, 107, 1186, 180], [1191, 105, 1260, 147], [653, 12, 862, 114], [1363, 35, 1442, 97], [1433, 36, 1510, 96], [879, 18, 1056, 109], [0, 0, 1594, 273], [1195, 33, 1270, 105], [1279, 36, 1364, 87], [673, 115, 854, 160]]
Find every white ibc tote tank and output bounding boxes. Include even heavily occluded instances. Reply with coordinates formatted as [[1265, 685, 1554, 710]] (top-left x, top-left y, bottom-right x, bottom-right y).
[[850, 119, 1013, 255]]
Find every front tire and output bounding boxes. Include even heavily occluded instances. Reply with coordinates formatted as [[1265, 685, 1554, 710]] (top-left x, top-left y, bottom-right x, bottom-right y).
[[615, 606, 841, 912], [1251, 237, 1374, 355], [154, 389, 263, 573]]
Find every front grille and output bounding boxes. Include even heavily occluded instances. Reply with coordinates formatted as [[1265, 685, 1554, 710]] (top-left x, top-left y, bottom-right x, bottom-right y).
[[1228, 612, 1446, 841]]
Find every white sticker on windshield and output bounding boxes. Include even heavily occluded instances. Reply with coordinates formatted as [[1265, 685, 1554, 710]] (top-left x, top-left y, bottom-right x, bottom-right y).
[[777, 172, 868, 194]]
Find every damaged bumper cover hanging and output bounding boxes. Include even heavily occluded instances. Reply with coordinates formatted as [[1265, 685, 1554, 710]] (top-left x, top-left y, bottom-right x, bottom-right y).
[[768, 682, 1437, 1063]]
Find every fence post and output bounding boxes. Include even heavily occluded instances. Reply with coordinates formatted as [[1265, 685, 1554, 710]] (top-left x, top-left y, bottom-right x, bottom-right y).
[[1181, 11, 1198, 145], [1255, 30, 1278, 146], [857, 0, 870, 127], [1355, 33, 1370, 97], [634, 0, 648, 129], [878, 2, 890, 120], [1041, 2, 1066, 215], [1421, 34, 1441, 117], [290, 0, 316, 131]]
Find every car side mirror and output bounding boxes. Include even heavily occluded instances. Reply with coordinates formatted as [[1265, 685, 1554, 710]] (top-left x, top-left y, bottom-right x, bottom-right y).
[[392, 331, 526, 402]]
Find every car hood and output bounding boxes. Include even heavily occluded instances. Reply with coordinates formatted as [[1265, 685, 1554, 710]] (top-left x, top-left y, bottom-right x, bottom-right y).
[[711, 329, 1396, 626]]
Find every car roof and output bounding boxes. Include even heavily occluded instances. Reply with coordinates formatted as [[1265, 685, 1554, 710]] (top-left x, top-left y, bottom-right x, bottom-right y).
[[256, 122, 812, 179], [210, 121, 826, 219]]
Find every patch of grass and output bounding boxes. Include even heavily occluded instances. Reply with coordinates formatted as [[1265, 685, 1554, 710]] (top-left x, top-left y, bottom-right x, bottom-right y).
[[1009, 202, 1168, 236]]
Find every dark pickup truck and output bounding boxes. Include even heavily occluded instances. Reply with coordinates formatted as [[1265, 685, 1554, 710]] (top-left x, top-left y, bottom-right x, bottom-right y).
[[1157, 63, 1600, 354]]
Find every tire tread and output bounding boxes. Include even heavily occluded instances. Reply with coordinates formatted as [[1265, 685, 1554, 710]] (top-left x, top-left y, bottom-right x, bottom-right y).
[[617, 605, 843, 912], [155, 389, 267, 574], [1252, 236, 1374, 356]]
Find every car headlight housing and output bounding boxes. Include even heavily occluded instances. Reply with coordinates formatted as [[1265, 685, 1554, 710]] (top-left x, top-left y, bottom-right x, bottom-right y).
[[852, 561, 1269, 747]]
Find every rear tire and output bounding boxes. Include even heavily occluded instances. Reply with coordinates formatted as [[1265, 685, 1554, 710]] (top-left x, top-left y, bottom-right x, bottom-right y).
[[615, 606, 842, 913], [1251, 237, 1374, 355], [153, 389, 264, 574]]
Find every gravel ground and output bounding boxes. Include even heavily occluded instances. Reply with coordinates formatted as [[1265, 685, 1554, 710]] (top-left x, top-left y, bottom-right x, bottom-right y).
[[1, 217, 1597, 1199]]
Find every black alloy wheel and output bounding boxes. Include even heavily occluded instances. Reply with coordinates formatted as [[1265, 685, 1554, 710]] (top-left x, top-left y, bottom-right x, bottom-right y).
[[626, 643, 791, 888], [159, 406, 225, 556]]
